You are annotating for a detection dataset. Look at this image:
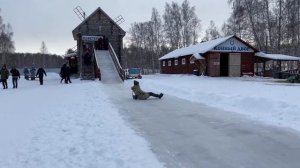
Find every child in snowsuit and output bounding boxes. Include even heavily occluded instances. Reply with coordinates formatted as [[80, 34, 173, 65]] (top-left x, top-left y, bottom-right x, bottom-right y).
[[30, 66, 36, 80], [23, 67, 29, 80]]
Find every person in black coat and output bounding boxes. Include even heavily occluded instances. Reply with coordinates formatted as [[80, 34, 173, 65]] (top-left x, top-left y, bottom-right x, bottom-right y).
[[65, 64, 72, 84], [36, 67, 47, 85], [0, 65, 9, 89], [60, 63, 66, 83], [83, 51, 92, 65], [10, 67, 20, 88]]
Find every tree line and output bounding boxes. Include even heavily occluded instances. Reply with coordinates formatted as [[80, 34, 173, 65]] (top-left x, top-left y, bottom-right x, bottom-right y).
[[0, 9, 65, 69], [0, 52, 65, 69], [0, 8, 14, 54], [223, 0, 300, 56], [2, 1, 300, 72], [125, 0, 300, 74], [124, 0, 201, 73]]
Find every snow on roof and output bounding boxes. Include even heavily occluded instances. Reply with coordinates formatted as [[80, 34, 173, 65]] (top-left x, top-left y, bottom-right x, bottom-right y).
[[192, 53, 205, 59], [159, 35, 234, 60], [255, 52, 300, 61], [64, 52, 77, 58]]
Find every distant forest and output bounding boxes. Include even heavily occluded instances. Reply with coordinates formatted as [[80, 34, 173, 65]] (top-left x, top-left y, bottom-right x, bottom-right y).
[[1, 1, 300, 72], [125, 0, 300, 73], [0, 52, 65, 69], [0, 9, 65, 69]]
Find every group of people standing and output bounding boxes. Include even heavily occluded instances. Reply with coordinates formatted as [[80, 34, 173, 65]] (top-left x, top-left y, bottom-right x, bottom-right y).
[[0, 64, 47, 89], [60, 63, 72, 84], [0, 65, 21, 89], [23, 66, 47, 85], [1, 65, 21, 89], [23, 66, 36, 80]]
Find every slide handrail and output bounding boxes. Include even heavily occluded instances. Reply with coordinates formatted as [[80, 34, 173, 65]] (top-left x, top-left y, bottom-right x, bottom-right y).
[[94, 48, 101, 80], [108, 43, 125, 81]]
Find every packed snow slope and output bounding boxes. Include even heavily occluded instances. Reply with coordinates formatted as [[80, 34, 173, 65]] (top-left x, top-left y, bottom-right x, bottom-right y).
[[127, 74, 300, 132]]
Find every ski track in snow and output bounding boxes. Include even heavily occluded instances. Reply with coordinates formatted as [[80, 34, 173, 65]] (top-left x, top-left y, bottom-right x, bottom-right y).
[[130, 75, 300, 132]]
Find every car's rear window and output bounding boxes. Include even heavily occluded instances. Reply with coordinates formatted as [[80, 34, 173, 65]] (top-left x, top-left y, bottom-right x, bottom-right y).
[[128, 68, 140, 74]]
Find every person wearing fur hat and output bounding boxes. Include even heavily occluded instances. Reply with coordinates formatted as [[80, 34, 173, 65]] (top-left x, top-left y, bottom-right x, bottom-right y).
[[131, 80, 163, 100]]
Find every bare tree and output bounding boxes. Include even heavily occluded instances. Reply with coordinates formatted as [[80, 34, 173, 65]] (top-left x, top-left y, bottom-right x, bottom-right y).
[[163, 2, 182, 49], [39, 41, 49, 67], [203, 21, 220, 41], [129, 22, 148, 69], [163, 0, 201, 49], [0, 9, 15, 65], [150, 8, 163, 71], [273, 0, 283, 52], [181, 0, 201, 46], [127, 0, 201, 73], [227, 0, 300, 56], [151, 8, 163, 53], [40, 41, 48, 54], [0, 9, 15, 54]]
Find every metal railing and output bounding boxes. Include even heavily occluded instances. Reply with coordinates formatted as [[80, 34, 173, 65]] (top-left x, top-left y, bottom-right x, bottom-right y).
[[94, 48, 101, 81], [108, 43, 125, 81]]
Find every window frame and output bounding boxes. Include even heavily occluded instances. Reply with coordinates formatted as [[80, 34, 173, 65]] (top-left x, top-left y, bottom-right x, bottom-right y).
[[174, 59, 178, 66], [182, 58, 186, 65]]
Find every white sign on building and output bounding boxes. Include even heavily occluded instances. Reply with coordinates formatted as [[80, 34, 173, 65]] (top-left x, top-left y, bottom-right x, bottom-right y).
[[211, 38, 254, 53], [82, 36, 103, 42]]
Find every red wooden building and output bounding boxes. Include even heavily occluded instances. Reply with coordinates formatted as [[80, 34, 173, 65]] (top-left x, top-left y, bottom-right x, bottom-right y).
[[159, 35, 259, 77]]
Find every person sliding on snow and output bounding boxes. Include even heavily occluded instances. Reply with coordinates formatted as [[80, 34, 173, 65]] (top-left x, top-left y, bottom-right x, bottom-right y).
[[131, 80, 163, 100]]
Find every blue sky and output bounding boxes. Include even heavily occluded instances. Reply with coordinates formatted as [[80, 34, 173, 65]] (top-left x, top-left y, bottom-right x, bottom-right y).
[[0, 0, 231, 55]]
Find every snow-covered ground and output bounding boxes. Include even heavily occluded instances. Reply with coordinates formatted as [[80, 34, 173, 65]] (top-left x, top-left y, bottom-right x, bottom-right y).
[[129, 74, 300, 132], [1, 72, 300, 167], [0, 73, 165, 168]]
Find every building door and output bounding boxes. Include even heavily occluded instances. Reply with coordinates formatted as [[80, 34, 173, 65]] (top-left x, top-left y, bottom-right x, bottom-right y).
[[220, 53, 229, 76], [208, 53, 220, 76], [229, 53, 241, 77]]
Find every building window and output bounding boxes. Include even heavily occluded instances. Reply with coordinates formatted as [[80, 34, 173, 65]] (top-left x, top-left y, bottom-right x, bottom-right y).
[[162, 61, 165, 67], [190, 58, 195, 64], [182, 58, 186, 65], [168, 60, 172, 66], [175, 59, 178, 66]]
